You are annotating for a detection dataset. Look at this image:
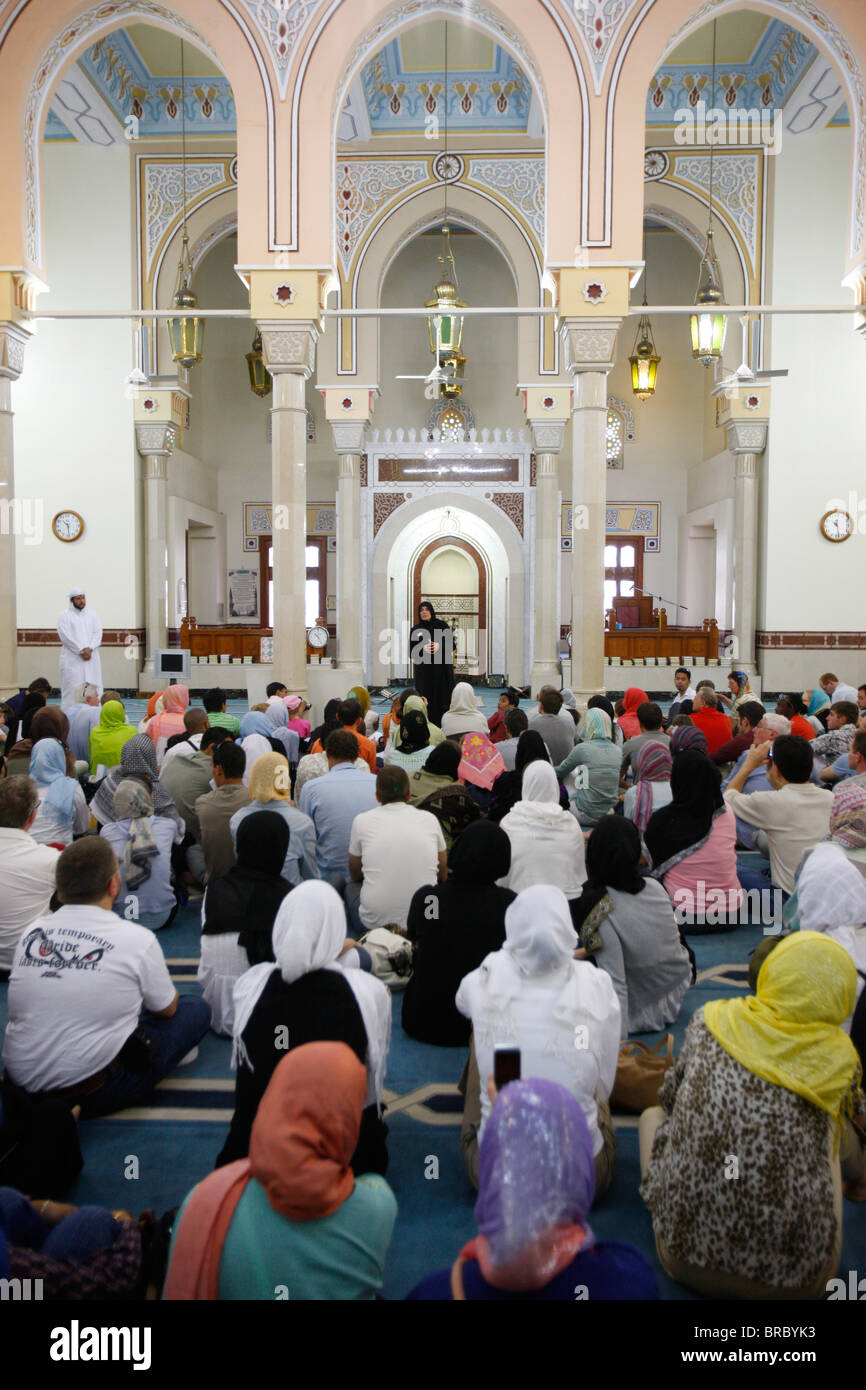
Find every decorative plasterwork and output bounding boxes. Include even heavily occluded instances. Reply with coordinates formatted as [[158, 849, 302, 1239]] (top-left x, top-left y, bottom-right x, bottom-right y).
[[727, 420, 768, 453], [336, 159, 428, 278], [135, 422, 176, 456], [373, 491, 407, 536], [238, 0, 322, 101], [143, 160, 235, 280], [465, 158, 545, 248], [643, 202, 705, 257], [190, 214, 238, 270], [665, 151, 759, 268], [529, 421, 566, 452], [568, 0, 636, 96], [259, 324, 318, 372], [488, 492, 524, 538], [80, 31, 235, 135], [607, 394, 636, 441], [559, 321, 620, 372], [24, 0, 215, 268], [647, 20, 814, 123], [331, 420, 367, 453], [0, 324, 30, 380], [360, 41, 530, 133], [666, 0, 865, 257]]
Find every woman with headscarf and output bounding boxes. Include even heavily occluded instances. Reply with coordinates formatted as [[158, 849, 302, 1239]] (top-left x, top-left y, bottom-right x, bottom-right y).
[[668, 723, 708, 758], [488, 729, 569, 824], [784, 842, 866, 1048], [381, 693, 403, 747], [198, 812, 292, 1037], [644, 750, 742, 929], [264, 700, 300, 764], [216, 883, 391, 1177], [410, 601, 455, 728], [640, 932, 865, 1297], [408, 1078, 658, 1300], [825, 783, 866, 879], [88, 699, 137, 775], [440, 681, 488, 740], [623, 739, 673, 839], [100, 780, 183, 930], [571, 819, 692, 1039], [588, 694, 624, 746], [238, 710, 280, 785], [384, 708, 433, 774], [458, 730, 506, 813], [146, 684, 190, 764], [618, 687, 649, 742], [555, 706, 621, 827], [6, 703, 73, 777], [388, 692, 445, 747], [346, 686, 371, 720], [29, 740, 89, 846], [559, 688, 580, 727], [90, 732, 183, 835], [166, 1043, 397, 1300], [456, 884, 621, 1193], [403, 821, 515, 1046], [498, 761, 586, 898], [719, 670, 753, 720], [230, 752, 318, 886], [138, 690, 165, 735]]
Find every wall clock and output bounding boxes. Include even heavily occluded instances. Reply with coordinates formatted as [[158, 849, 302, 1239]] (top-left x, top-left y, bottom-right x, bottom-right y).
[[52, 510, 84, 543], [819, 509, 854, 543]]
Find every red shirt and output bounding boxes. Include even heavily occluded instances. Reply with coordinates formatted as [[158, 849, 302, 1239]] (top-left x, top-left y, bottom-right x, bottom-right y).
[[690, 707, 734, 754], [487, 710, 508, 744], [790, 715, 815, 740]]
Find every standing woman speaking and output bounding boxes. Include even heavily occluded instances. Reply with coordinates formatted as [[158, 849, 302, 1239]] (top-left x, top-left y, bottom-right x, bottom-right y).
[[410, 601, 455, 728]]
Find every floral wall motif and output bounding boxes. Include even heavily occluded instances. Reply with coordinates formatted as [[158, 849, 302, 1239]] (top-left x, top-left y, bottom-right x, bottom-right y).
[[568, 0, 635, 95], [667, 151, 759, 267], [144, 160, 235, 278], [646, 21, 813, 123], [373, 491, 407, 536], [466, 157, 545, 247], [488, 491, 524, 537], [336, 158, 428, 278], [238, 0, 323, 100]]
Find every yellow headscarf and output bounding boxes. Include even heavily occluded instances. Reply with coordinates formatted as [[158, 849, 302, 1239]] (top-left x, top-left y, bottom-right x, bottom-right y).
[[248, 752, 291, 803], [389, 694, 445, 745], [347, 687, 370, 717], [704, 932, 861, 1130]]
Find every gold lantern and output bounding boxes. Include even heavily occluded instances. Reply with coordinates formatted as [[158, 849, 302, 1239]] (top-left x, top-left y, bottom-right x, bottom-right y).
[[689, 227, 727, 366], [167, 40, 204, 370], [629, 302, 660, 399], [246, 330, 272, 398], [426, 223, 466, 398]]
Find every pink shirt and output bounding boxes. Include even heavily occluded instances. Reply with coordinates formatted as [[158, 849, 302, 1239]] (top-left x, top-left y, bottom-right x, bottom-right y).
[[661, 804, 743, 917], [287, 717, 311, 738]]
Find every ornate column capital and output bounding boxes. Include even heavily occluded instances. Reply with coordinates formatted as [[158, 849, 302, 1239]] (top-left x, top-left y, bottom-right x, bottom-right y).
[[559, 317, 622, 375], [135, 422, 176, 459], [331, 421, 367, 454], [528, 420, 566, 453], [726, 419, 768, 456], [258, 320, 318, 377], [0, 322, 31, 381]]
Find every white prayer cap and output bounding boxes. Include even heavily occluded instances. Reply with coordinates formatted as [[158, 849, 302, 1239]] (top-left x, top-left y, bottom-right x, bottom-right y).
[[68, 587, 85, 598]]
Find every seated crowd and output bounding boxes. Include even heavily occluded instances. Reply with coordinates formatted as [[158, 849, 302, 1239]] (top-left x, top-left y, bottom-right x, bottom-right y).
[[0, 666, 865, 1302]]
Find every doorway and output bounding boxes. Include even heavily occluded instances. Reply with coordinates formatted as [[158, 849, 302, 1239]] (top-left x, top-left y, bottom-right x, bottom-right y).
[[412, 536, 487, 676]]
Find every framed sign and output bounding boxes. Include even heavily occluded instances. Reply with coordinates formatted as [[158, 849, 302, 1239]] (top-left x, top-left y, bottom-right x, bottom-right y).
[[561, 501, 660, 538], [228, 568, 259, 620], [244, 503, 272, 538]]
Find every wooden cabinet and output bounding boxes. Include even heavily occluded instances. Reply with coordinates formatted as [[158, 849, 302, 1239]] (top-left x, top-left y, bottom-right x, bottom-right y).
[[180, 616, 271, 661]]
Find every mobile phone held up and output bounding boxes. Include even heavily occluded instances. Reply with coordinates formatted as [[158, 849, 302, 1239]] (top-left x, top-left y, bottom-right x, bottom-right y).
[[493, 1045, 521, 1090]]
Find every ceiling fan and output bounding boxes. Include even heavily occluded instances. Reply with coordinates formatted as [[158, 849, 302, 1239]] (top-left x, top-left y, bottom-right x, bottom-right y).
[[395, 315, 461, 398], [716, 313, 788, 394]]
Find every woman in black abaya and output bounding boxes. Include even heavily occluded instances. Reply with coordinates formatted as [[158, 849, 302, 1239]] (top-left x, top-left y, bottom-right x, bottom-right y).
[[410, 601, 454, 728]]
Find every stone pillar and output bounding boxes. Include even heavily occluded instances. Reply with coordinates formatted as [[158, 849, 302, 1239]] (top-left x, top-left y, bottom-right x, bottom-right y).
[[726, 413, 768, 676], [260, 322, 318, 698], [560, 318, 622, 701], [331, 426, 365, 688], [135, 423, 176, 681], [0, 322, 31, 696], [527, 424, 565, 694]]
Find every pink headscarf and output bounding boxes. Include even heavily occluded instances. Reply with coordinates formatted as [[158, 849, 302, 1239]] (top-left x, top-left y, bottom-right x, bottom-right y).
[[459, 731, 507, 791], [146, 683, 190, 747], [618, 687, 648, 741], [632, 740, 672, 839]]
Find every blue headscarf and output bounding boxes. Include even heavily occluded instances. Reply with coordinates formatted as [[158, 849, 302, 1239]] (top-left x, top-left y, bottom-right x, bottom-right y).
[[30, 739, 78, 820], [240, 711, 273, 741], [807, 688, 831, 717]]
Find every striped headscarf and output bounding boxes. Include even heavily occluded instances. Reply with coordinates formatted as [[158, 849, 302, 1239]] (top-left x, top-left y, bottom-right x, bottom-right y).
[[582, 708, 612, 742], [632, 740, 673, 839], [669, 724, 708, 758], [827, 783, 866, 851], [113, 779, 158, 890]]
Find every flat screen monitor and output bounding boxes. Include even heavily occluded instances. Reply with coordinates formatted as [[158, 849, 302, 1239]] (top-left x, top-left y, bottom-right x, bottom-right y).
[[155, 648, 191, 681]]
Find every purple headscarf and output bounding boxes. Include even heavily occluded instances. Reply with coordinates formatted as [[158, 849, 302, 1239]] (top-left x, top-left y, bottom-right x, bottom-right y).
[[669, 724, 708, 758], [633, 740, 673, 839], [471, 1078, 596, 1291]]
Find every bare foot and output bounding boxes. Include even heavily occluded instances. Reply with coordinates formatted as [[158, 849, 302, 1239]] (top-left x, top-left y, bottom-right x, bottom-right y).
[[843, 1178, 866, 1202], [71, 1105, 81, 1121]]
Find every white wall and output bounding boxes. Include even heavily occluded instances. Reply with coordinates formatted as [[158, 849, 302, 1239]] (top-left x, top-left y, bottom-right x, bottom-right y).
[[13, 143, 137, 689]]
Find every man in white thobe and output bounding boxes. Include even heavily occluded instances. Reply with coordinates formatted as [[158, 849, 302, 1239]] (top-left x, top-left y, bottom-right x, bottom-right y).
[[57, 589, 102, 708]]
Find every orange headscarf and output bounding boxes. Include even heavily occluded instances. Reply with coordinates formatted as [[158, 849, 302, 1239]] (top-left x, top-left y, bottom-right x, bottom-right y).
[[618, 686, 648, 741], [146, 683, 190, 748], [162, 1043, 366, 1300]]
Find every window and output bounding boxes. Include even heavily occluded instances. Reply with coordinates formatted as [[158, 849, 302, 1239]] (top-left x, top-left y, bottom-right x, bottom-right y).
[[305, 538, 327, 629], [604, 537, 643, 613], [606, 408, 624, 469]]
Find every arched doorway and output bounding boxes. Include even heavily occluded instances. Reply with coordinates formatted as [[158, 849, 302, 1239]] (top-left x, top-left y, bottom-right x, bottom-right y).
[[413, 535, 488, 677]]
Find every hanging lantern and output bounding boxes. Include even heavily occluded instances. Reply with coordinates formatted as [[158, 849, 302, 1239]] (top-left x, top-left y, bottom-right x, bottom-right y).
[[425, 223, 466, 397], [167, 243, 204, 373], [246, 330, 272, 398], [629, 308, 660, 400], [689, 227, 727, 366]]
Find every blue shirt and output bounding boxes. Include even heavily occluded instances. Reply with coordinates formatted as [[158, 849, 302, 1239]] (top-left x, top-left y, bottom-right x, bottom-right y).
[[229, 802, 319, 886], [407, 1241, 659, 1301], [298, 764, 377, 877], [721, 753, 771, 850]]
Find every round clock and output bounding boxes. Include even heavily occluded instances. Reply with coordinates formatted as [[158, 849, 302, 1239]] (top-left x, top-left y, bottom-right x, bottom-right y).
[[819, 508, 854, 543], [52, 510, 84, 543], [307, 625, 329, 649]]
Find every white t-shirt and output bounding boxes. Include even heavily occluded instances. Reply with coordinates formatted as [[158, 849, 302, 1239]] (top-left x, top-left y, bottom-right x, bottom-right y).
[[456, 960, 621, 1156], [2, 903, 176, 1092], [0, 828, 60, 971], [349, 801, 445, 930]]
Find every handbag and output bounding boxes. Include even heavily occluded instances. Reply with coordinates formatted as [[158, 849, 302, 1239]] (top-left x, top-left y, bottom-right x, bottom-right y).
[[610, 1035, 675, 1114], [356, 927, 415, 990]]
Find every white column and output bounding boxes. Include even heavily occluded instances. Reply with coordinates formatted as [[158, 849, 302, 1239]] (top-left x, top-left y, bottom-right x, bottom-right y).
[[0, 323, 30, 696], [135, 424, 175, 680], [560, 318, 621, 701], [260, 322, 318, 698], [727, 418, 767, 676], [331, 420, 366, 689], [527, 425, 564, 692]]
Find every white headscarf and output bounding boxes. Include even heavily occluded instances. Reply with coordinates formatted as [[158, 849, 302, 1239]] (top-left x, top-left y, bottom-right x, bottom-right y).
[[448, 682, 482, 717], [521, 761, 561, 805], [473, 885, 614, 1029], [68, 587, 85, 599], [231, 881, 391, 1105], [240, 733, 273, 786], [798, 843, 866, 970]]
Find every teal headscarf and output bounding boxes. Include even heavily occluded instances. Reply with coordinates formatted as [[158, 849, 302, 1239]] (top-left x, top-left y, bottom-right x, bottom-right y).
[[583, 708, 612, 741]]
